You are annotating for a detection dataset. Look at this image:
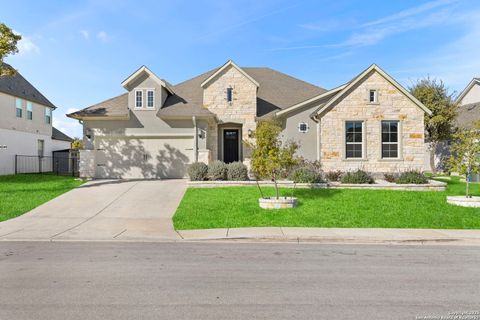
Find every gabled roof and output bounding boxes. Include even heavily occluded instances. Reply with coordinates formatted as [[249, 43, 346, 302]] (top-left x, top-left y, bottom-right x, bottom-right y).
[[313, 64, 432, 118], [455, 78, 480, 104], [67, 93, 129, 120], [276, 84, 347, 117], [456, 102, 480, 129], [200, 60, 260, 88], [0, 63, 56, 109], [52, 127, 73, 142], [159, 67, 326, 119], [121, 65, 174, 94]]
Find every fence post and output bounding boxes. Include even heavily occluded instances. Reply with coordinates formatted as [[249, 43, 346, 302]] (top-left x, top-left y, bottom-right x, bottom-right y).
[[14, 155, 17, 175]]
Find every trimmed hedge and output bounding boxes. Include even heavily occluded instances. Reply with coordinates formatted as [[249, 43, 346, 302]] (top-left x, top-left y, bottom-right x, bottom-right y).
[[208, 160, 228, 181], [227, 162, 249, 181], [341, 169, 374, 184], [187, 162, 208, 181]]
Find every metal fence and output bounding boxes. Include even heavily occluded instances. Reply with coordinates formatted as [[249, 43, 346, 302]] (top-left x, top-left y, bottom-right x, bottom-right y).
[[15, 154, 79, 176]]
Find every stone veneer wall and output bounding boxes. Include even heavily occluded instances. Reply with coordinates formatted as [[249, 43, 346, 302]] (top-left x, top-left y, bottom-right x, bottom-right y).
[[319, 70, 426, 173], [203, 65, 257, 162]]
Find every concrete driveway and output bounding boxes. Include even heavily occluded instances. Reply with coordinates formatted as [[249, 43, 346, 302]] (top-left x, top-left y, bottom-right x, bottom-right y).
[[0, 179, 186, 241]]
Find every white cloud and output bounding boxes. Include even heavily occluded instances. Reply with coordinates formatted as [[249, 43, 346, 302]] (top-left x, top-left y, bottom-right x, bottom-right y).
[[96, 31, 109, 42], [17, 35, 40, 55], [80, 30, 89, 40], [53, 116, 83, 139]]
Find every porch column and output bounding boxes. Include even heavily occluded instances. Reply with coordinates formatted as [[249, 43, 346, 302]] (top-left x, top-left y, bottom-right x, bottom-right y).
[[192, 116, 198, 162]]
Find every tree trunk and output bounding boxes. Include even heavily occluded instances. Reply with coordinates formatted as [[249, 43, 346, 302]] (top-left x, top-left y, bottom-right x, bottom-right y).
[[429, 141, 438, 174], [466, 173, 470, 198], [255, 178, 264, 199], [273, 172, 279, 200]]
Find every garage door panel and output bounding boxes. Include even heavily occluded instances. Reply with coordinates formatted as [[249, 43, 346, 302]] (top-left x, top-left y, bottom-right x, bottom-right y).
[[95, 137, 193, 179]]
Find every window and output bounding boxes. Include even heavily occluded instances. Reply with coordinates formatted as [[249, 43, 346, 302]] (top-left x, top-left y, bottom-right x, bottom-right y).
[[45, 107, 51, 124], [15, 98, 22, 118], [226, 87, 233, 103], [27, 101, 33, 120], [135, 90, 143, 108], [298, 122, 308, 133], [381, 120, 399, 158], [37, 139, 44, 157], [369, 89, 377, 103], [345, 121, 363, 159], [147, 90, 154, 108]]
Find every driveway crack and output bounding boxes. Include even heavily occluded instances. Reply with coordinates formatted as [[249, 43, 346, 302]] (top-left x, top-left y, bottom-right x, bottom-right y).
[[50, 181, 140, 240]]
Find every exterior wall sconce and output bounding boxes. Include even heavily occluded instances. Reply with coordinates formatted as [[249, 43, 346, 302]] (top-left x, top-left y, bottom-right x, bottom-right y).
[[247, 129, 253, 138]]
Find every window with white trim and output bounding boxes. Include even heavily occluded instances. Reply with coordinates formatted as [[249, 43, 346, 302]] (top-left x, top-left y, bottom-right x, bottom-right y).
[[45, 107, 51, 124], [381, 120, 399, 158], [15, 98, 22, 118], [135, 90, 143, 108], [298, 122, 308, 133], [147, 90, 154, 108], [226, 87, 233, 103], [27, 101, 33, 120], [345, 121, 363, 159], [369, 89, 377, 103]]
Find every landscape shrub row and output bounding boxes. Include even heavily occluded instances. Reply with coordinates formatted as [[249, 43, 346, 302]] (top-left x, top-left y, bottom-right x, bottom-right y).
[[187, 161, 249, 181]]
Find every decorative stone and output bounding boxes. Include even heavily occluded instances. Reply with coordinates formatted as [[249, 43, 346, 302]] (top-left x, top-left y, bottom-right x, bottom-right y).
[[259, 197, 298, 209], [447, 196, 480, 208]]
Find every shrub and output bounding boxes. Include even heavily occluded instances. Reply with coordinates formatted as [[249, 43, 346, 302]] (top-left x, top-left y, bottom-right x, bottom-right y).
[[384, 173, 398, 183], [187, 162, 208, 181], [341, 169, 374, 184], [396, 170, 428, 184], [207, 160, 228, 180], [325, 170, 343, 182], [227, 161, 249, 181], [288, 167, 324, 183]]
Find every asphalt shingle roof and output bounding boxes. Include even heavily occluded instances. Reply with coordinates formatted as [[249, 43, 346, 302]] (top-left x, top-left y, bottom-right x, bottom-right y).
[[0, 64, 56, 108], [52, 127, 73, 142], [457, 102, 480, 129], [70, 65, 327, 119]]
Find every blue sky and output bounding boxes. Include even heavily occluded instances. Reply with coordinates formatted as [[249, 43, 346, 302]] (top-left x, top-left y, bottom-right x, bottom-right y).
[[3, 0, 480, 138]]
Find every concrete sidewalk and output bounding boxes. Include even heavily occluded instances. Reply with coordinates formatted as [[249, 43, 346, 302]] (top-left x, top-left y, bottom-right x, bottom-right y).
[[176, 227, 480, 245]]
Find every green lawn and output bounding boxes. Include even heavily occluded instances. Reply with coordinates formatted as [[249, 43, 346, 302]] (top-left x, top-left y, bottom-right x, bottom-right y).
[[173, 176, 480, 230], [0, 174, 84, 222]]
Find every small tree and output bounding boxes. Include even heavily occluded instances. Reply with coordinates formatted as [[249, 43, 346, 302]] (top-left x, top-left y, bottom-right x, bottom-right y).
[[410, 78, 458, 174], [448, 123, 480, 198], [250, 120, 298, 199], [0, 22, 22, 76], [71, 138, 83, 150]]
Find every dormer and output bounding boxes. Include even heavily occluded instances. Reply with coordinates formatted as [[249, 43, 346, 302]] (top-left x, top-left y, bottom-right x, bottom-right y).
[[121, 65, 174, 111], [200, 60, 259, 120]]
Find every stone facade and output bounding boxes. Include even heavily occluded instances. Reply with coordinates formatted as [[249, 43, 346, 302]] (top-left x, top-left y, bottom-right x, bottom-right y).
[[202, 65, 257, 162], [319, 70, 426, 173]]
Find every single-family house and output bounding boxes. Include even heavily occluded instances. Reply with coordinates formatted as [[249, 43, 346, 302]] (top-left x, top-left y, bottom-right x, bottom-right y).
[[0, 64, 72, 175], [68, 60, 431, 179]]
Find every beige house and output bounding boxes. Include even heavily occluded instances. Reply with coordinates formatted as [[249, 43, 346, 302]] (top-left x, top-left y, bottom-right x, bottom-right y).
[[0, 65, 72, 175], [68, 60, 431, 179]]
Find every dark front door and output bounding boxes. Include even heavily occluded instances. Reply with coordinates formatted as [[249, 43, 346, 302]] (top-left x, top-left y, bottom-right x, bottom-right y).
[[223, 129, 239, 163]]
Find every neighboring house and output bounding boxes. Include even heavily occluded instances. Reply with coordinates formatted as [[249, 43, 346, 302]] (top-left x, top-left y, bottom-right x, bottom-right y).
[[68, 60, 431, 179], [0, 64, 72, 175]]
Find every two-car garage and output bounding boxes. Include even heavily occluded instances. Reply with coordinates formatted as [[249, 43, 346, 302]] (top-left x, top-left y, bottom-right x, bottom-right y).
[[94, 136, 194, 179]]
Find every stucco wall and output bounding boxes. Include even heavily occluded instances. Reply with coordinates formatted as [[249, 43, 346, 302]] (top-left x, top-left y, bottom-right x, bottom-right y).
[[203, 65, 257, 162], [0, 92, 54, 136], [0, 128, 70, 175], [319, 70, 426, 173], [459, 82, 480, 105]]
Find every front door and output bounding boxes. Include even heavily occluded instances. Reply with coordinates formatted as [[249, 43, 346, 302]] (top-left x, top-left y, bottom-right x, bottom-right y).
[[223, 129, 239, 163]]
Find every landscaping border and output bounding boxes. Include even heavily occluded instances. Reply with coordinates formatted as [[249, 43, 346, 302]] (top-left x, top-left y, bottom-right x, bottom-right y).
[[187, 179, 447, 191]]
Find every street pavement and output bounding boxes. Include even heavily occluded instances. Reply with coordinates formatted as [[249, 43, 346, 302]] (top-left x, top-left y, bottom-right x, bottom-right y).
[[1, 241, 479, 320]]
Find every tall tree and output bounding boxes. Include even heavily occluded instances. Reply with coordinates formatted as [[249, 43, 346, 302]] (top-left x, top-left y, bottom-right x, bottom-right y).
[[448, 122, 480, 198], [0, 22, 22, 76], [410, 78, 458, 174]]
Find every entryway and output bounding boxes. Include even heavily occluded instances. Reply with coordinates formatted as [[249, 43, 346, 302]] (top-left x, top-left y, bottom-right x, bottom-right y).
[[223, 129, 239, 163]]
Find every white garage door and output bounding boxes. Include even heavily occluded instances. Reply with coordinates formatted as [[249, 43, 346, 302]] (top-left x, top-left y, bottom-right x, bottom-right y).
[[95, 137, 194, 179]]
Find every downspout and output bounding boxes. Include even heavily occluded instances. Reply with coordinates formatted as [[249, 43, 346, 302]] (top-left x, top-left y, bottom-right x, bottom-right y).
[[311, 114, 321, 162], [192, 116, 198, 162]]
